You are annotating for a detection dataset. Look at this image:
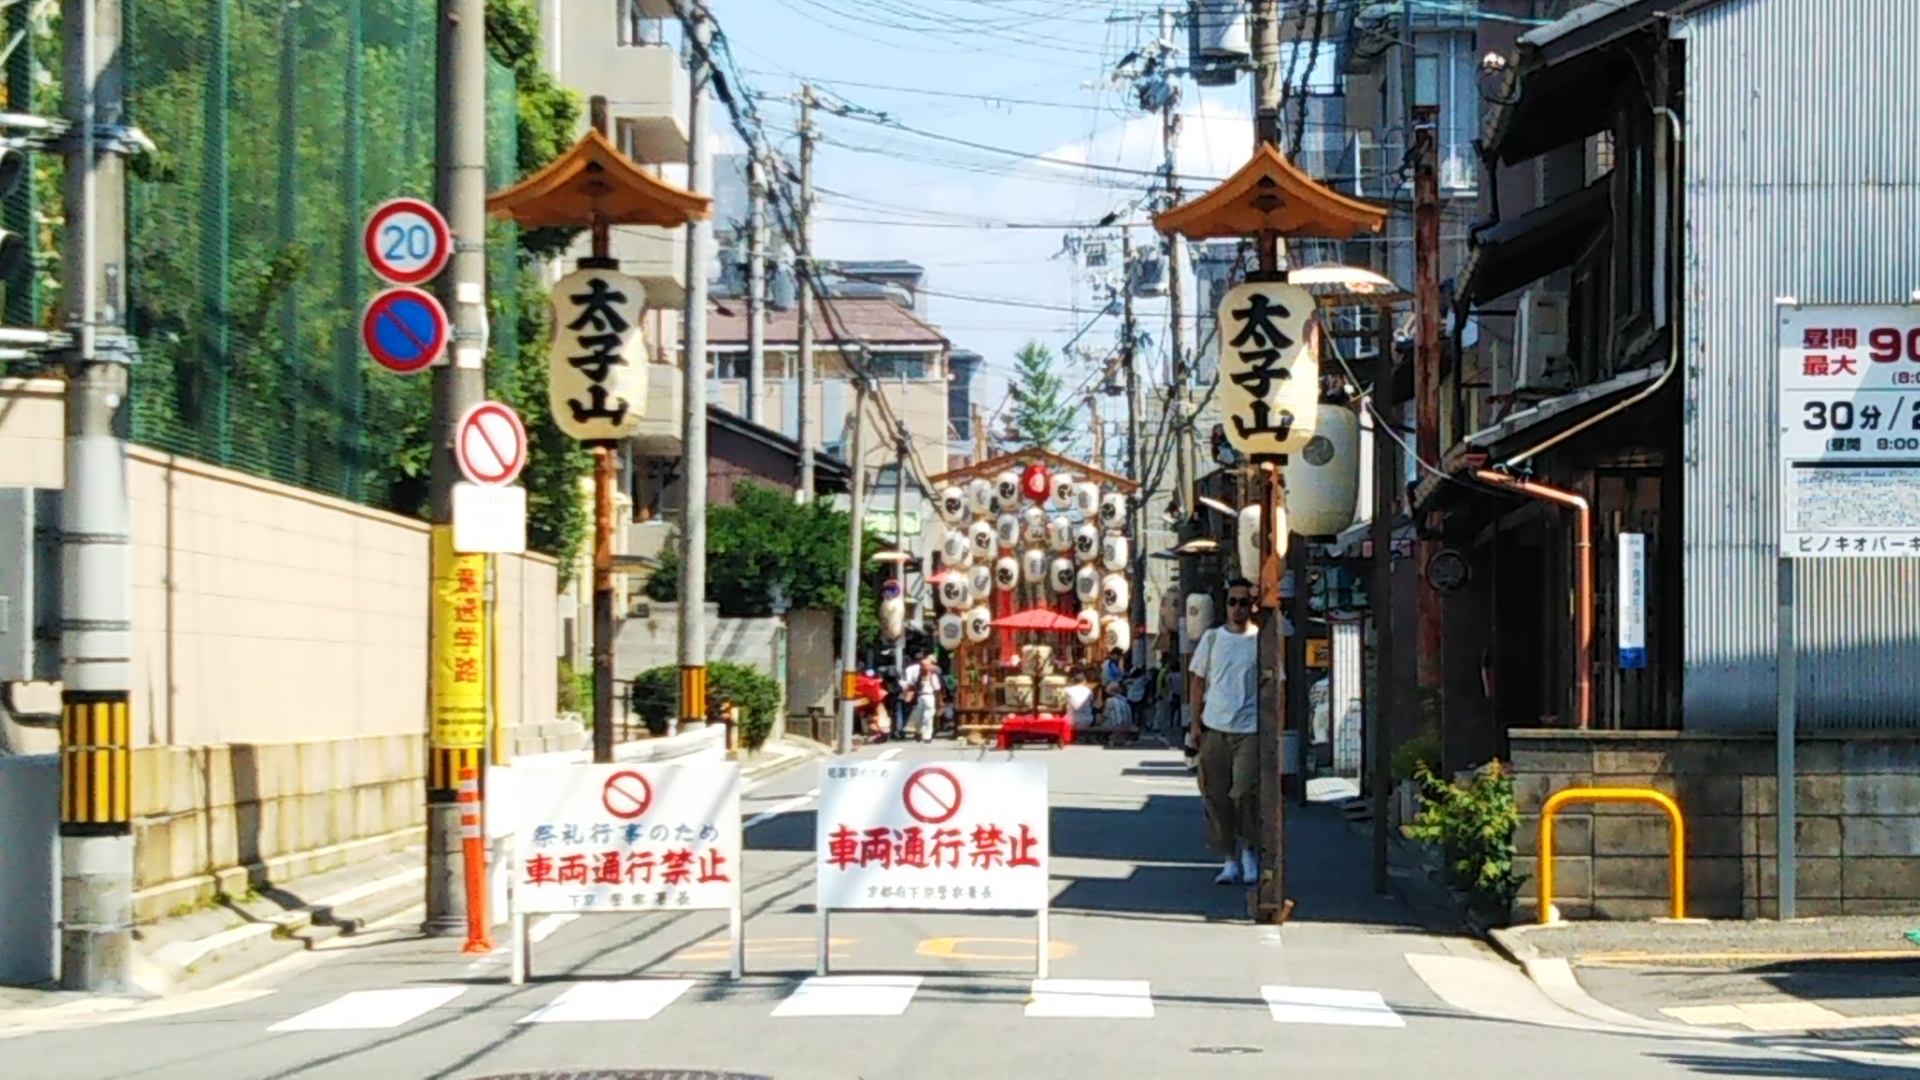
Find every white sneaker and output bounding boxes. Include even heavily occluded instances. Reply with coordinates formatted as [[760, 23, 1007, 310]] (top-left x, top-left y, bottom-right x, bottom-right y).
[[1214, 859, 1243, 885], [1240, 849, 1259, 883]]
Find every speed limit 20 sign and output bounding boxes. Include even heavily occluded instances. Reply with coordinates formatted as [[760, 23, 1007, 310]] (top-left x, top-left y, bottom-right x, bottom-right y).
[[364, 198, 452, 286]]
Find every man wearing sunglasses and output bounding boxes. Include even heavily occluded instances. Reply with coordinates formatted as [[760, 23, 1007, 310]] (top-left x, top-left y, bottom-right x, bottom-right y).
[[1188, 578, 1269, 886]]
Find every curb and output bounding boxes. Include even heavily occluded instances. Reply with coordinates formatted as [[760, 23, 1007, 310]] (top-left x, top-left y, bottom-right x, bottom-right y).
[[1486, 924, 1742, 1041], [740, 738, 829, 786]]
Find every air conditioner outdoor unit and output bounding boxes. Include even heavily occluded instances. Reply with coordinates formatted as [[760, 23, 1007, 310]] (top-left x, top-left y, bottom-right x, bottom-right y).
[[1513, 290, 1572, 394]]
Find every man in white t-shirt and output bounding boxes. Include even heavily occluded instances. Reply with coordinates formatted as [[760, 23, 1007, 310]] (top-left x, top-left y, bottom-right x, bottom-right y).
[[1188, 577, 1277, 886], [901, 648, 944, 743]]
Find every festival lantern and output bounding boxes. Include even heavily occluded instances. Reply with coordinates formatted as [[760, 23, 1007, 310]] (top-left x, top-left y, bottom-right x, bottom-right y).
[[1048, 557, 1077, 594], [1103, 615, 1131, 655], [995, 513, 1022, 551], [937, 485, 968, 524], [1021, 506, 1049, 544], [968, 477, 995, 516], [1021, 548, 1050, 585], [994, 471, 1021, 507], [1099, 492, 1127, 530], [1101, 534, 1130, 573], [1021, 462, 1051, 503], [1074, 564, 1101, 604], [967, 563, 994, 602], [1075, 608, 1101, 643], [938, 575, 971, 610], [1072, 483, 1100, 517], [969, 520, 997, 561], [941, 528, 972, 567], [1050, 477, 1076, 512], [993, 556, 1020, 592], [1100, 573, 1130, 616], [937, 613, 965, 649], [1046, 516, 1074, 553], [964, 605, 993, 644], [1073, 523, 1100, 562]]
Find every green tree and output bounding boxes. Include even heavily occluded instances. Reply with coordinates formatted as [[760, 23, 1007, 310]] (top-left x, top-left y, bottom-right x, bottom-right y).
[[647, 482, 891, 648], [1008, 340, 1076, 450]]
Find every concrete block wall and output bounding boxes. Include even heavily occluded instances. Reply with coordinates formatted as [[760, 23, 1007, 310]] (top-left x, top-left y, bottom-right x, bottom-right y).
[[1509, 729, 1920, 920]]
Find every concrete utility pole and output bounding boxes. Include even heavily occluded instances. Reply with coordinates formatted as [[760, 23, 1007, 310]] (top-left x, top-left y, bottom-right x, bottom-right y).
[[679, 5, 714, 730], [1411, 104, 1445, 765], [745, 151, 766, 424], [836, 381, 870, 755], [58, 0, 136, 992], [1160, 6, 1193, 522], [1371, 309, 1399, 894], [891, 420, 909, 679], [1122, 229, 1148, 667], [422, 0, 489, 938], [1250, 0, 1290, 924], [1087, 393, 1104, 472], [793, 85, 817, 503]]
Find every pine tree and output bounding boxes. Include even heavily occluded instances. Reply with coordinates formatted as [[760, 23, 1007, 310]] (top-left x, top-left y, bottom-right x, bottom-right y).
[[1008, 340, 1076, 451]]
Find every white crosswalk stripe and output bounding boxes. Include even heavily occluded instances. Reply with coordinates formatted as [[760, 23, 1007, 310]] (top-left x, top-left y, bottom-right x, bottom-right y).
[[262, 978, 1411, 1030]]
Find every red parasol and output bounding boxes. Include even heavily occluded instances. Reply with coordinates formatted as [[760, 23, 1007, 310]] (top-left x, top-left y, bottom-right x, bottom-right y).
[[993, 607, 1082, 633]]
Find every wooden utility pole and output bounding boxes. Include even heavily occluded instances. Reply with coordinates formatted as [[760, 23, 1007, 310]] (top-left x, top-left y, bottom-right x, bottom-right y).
[[794, 84, 817, 502], [1371, 306, 1399, 893], [1411, 105, 1445, 762]]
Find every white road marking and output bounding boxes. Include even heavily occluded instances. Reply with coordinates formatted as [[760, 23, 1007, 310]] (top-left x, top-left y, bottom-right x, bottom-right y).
[[517, 979, 695, 1024], [746, 789, 819, 829], [1025, 979, 1155, 1019], [877, 747, 904, 761], [1403, 952, 1609, 1032], [771, 976, 921, 1018], [1261, 985, 1406, 1028], [268, 986, 466, 1033], [529, 913, 577, 944]]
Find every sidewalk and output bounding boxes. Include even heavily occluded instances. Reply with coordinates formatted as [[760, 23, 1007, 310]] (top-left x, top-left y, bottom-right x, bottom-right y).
[[0, 736, 823, 1013], [1490, 917, 1920, 1049]]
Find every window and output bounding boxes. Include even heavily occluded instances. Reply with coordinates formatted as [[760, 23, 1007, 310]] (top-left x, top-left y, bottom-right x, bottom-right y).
[[869, 352, 931, 380], [616, 0, 663, 46], [713, 351, 752, 379]]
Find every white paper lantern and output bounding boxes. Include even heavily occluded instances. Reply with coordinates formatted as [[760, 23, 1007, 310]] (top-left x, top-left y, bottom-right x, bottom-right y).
[[937, 613, 966, 649], [1184, 593, 1215, 643], [969, 520, 997, 561], [937, 485, 968, 525], [1074, 564, 1101, 604], [1099, 492, 1127, 531], [1217, 280, 1320, 458], [994, 471, 1021, 507], [968, 478, 996, 516], [548, 268, 647, 441], [993, 556, 1020, 592], [1050, 477, 1076, 512], [1021, 548, 1050, 586], [995, 514, 1022, 551], [1049, 557, 1077, 594], [1021, 506, 1049, 544], [1076, 608, 1101, 643], [1284, 403, 1362, 538], [1159, 588, 1181, 633], [967, 563, 995, 601], [1072, 483, 1100, 517], [1237, 503, 1288, 578], [941, 528, 971, 567], [1072, 523, 1101, 562], [939, 575, 972, 611], [880, 596, 906, 641], [1103, 615, 1132, 655], [1101, 534, 1130, 573], [964, 605, 993, 643], [1100, 573, 1130, 616], [1047, 516, 1074, 554]]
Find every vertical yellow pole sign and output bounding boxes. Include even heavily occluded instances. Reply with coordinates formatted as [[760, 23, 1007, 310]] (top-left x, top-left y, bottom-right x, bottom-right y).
[[432, 526, 489, 753]]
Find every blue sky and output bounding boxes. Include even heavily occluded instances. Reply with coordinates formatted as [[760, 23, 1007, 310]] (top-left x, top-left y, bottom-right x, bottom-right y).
[[705, 0, 1274, 430]]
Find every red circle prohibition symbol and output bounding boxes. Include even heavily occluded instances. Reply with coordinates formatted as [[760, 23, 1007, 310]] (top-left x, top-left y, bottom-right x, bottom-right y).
[[602, 770, 654, 821], [456, 401, 528, 487], [902, 767, 962, 825], [364, 198, 452, 286], [361, 287, 449, 374]]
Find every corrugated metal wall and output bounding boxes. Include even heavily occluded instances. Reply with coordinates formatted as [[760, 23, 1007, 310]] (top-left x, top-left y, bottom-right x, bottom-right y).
[[1683, 0, 1920, 731]]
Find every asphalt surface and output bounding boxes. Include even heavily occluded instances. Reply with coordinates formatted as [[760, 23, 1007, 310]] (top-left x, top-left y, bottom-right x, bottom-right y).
[[6, 742, 1918, 1080]]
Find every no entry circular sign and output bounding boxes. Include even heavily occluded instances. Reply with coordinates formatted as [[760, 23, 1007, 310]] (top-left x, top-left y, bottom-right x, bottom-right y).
[[456, 401, 528, 487], [602, 770, 654, 821], [902, 766, 962, 825]]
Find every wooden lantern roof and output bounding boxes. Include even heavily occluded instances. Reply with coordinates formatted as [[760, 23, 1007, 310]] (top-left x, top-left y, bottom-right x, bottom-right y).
[[930, 446, 1139, 495], [486, 127, 713, 229], [1154, 142, 1387, 241]]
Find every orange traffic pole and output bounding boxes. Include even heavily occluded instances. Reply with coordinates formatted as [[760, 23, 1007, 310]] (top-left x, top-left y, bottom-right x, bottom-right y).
[[459, 768, 494, 953]]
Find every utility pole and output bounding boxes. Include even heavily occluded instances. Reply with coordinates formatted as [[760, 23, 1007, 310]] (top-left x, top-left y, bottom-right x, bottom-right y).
[[972, 403, 986, 463], [1250, 0, 1290, 925], [1160, 6, 1193, 522], [793, 85, 817, 503], [58, 0, 136, 991], [836, 380, 870, 755], [745, 150, 766, 424], [1371, 306, 1399, 893], [1087, 393, 1104, 472], [891, 420, 909, 679], [423, 0, 489, 939], [1122, 229, 1148, 667], [679, 5, 714, 732], [1411, 103, 1445, 766]]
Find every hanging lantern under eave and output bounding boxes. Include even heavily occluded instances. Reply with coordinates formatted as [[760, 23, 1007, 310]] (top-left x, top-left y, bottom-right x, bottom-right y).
[[1184, 593, 1215, 644], [1285, 403, 1362, 538], [1216, 280, 1320, 459], [548, 267, 648, 441], [1237, 503, 1288, 580], [880, 595, 906, 641]]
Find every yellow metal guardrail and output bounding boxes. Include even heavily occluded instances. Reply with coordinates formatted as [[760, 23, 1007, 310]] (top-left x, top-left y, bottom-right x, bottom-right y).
[[1538, 787, 1686, 924]]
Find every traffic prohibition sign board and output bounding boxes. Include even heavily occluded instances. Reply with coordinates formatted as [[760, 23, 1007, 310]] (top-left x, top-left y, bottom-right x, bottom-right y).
[[902, 766, 962, 825], [602, 770, 654, 821], [456, 401, 528, 487], [364, 197, 452, 286], [362, 287, 449, 374]]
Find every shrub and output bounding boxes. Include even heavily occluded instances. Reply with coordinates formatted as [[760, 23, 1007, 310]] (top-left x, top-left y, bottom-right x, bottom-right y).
[[629, 662, 783, 750], [557, 658, 591, 717], [1392, 731, 1443, 783], [1404, 759, 1525, 924]]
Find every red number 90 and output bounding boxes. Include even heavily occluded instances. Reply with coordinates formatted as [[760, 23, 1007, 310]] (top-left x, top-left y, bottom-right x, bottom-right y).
[[1870, 327, 1903, 362]]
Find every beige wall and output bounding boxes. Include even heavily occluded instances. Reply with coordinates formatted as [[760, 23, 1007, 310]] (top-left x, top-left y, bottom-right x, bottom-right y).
[[0, 377, 63, 488]]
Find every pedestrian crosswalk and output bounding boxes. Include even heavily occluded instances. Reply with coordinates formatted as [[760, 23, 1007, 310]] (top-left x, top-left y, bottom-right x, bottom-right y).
[[263, 977, 1408, 1033]]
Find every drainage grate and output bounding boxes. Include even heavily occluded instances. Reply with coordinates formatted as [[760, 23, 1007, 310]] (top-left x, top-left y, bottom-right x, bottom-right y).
[[473, 1072, 773, 1080], [1190, 1046, 1264, 1056]]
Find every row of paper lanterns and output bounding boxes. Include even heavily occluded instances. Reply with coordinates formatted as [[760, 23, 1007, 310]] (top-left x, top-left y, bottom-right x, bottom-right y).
[[933, 607, 1131, 653], [937, 559, 1131, 614], [940, 519, 1131, 572], [937, 471, 1126, 526]]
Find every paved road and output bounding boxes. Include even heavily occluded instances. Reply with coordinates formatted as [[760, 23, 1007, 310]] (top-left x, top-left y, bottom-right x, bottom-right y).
[[6, 743, 1917, 1080]]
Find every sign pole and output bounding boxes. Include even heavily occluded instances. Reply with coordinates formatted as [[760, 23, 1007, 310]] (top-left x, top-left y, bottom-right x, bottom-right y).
[[1777, 558, 1797, 919]]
